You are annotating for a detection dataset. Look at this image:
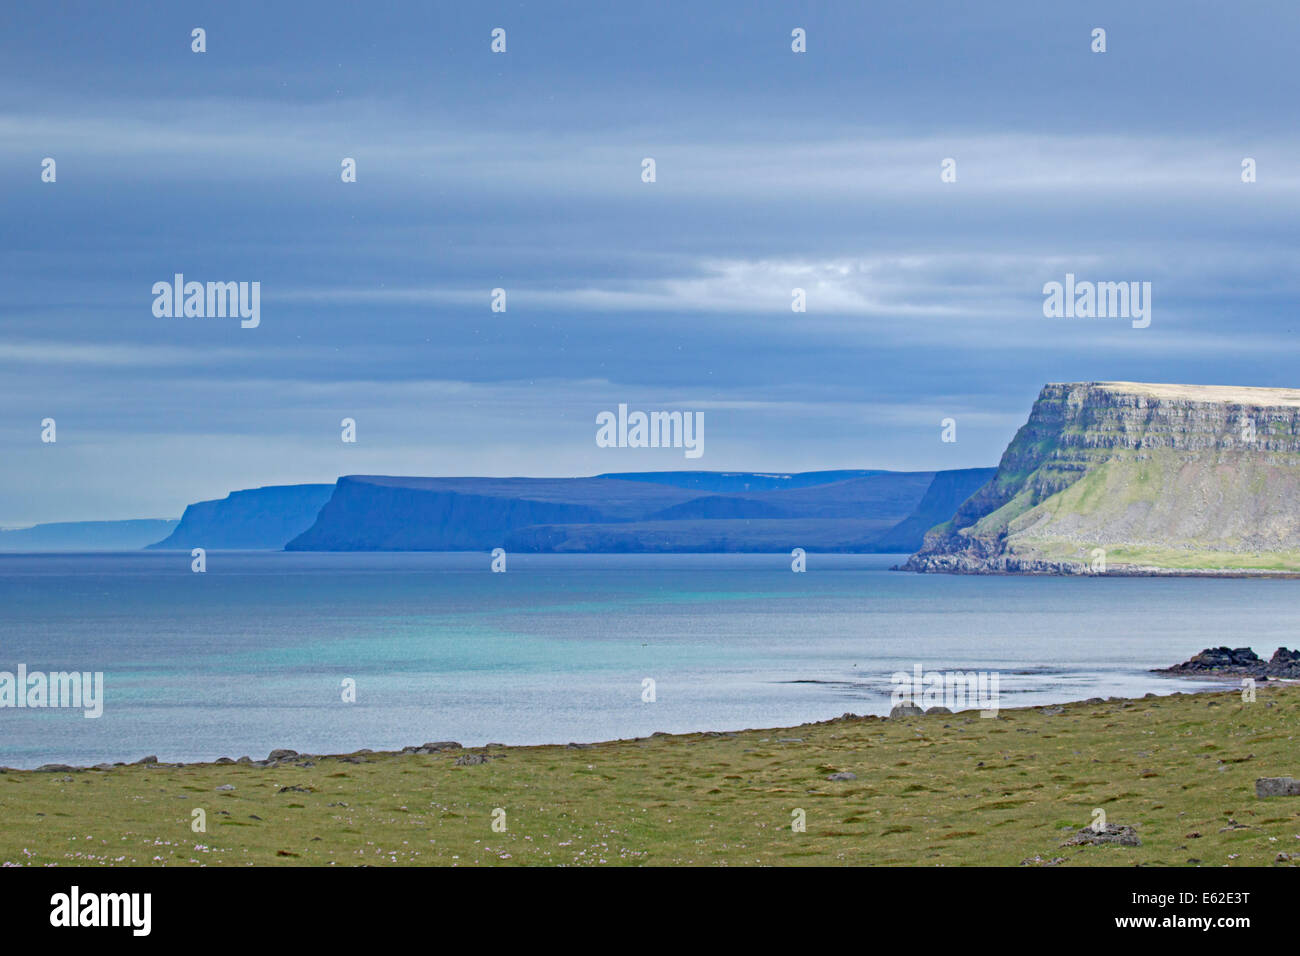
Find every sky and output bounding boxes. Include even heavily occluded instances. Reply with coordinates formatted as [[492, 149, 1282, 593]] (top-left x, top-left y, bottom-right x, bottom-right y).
[[2, 1, 1298, 525]]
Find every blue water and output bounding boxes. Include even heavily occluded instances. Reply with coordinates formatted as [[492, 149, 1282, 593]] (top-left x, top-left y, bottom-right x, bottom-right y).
[[0, 551, 1283, 768]]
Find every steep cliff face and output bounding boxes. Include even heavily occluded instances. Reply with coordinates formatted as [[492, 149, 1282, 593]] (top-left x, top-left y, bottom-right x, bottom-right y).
[[871, 467, 996, 553], [904, 382, 1300, 574], [148, 484, 335, 550], [144, 469, 997, 554], [285, 477, 615, 551], [283, 470, 972, 552]]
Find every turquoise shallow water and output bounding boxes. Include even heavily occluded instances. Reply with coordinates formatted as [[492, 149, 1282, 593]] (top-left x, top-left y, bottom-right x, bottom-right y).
[[0, 551, 1279, 768]]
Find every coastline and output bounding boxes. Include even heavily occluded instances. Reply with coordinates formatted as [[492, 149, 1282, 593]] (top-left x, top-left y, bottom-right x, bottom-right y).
[[3, 551, 1289, 770], [1, 676, 1241, 772], [0, 678, 1251, 772], [897, 559, 1300, 578], [3, 683, 1295, 866]]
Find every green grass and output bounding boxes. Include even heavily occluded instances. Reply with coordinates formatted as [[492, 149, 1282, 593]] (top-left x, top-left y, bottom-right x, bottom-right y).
[[1097, 546, 1300, 572], [988, 449, 1300, 572], [1019, 538, 1300, 572], [2, 686, 1298, 866]]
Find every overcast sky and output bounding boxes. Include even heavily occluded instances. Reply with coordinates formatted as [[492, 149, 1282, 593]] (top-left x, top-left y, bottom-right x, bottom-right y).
[[3, 1, 1298, 524]]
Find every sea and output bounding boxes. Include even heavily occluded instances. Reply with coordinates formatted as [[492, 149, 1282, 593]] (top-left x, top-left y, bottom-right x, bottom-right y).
[[0, 551, 1283, 769]]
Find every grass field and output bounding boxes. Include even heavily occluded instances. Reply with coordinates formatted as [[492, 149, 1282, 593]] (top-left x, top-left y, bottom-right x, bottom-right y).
[[2, 685, 1298, 866]]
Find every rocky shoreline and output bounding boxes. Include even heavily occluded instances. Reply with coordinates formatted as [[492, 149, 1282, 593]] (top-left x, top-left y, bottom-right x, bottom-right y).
[[898, 554, 1300, 577], [16, 740, 475, 775], [5, 680, 1266, 774], [1153, 646, 1300, 679]]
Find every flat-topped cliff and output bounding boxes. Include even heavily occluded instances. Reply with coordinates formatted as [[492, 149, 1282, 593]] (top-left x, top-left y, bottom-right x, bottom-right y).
[[904, 382, 1300, 575], [284, 469, 994, 553]]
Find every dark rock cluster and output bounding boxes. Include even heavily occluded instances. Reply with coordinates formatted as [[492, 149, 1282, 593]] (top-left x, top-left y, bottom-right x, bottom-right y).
[[1156, 646, 1300, 678], [1065, 823, 1141, 847]]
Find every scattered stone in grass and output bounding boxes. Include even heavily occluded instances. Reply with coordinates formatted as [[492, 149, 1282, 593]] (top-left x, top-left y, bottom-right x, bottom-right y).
[[1065, 823, 1141, 847], [826, 772, 857, 782], [1256, 777, 1300, 798]]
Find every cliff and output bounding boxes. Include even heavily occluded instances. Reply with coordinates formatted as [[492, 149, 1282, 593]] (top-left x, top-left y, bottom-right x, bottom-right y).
[[147, 484, 336, 550], [871, 467, 995, 553], [284, 470, 990, 553], [904, 382, 1300, 575], [135, 468, 996, 554]]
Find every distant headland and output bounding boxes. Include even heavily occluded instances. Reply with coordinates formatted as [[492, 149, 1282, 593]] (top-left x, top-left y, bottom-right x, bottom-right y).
[[11, 380, 1300, 574], [1, 468, 995, 555]]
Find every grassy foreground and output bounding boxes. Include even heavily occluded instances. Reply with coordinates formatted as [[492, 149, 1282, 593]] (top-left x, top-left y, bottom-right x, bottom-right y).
[[2, 686, 1298, 866]]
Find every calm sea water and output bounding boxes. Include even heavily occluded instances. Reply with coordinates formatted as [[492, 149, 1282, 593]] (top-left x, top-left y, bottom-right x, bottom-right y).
[[0, 551, 1283, 768]]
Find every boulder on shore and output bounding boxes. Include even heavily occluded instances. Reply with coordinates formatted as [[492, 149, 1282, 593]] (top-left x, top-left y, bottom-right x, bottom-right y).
[[889, 702, 924, 719], [1270, 647, 1300, 670], [1154, 646, 1300, 679]]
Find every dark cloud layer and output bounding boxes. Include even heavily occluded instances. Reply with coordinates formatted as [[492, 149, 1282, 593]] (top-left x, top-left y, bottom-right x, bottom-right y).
[[2, 2, 1298, 522]]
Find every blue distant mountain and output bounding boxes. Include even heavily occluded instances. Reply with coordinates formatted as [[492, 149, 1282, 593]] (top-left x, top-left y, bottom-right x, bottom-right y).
[[0, 519, 178, 552], [281, 469, 996, 553], [147, 484, 336, 550], [12, 470, 997, 554]]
